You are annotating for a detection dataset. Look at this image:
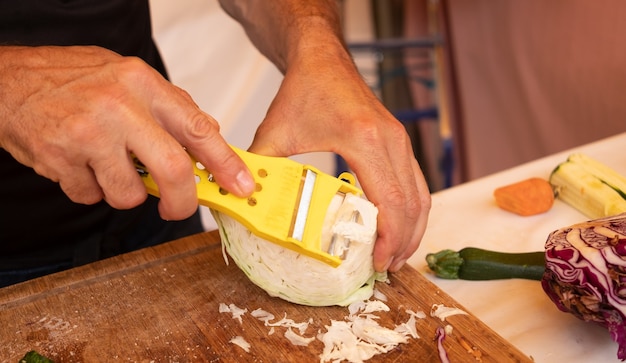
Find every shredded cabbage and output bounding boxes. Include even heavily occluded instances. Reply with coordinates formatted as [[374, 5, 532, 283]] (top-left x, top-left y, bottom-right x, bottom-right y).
[[285, 327, 316, 346], [212, 193, 385, 306], [319, 300, 419, 363], [229, 336, 251, 352], [430, 304, 468, 322], [219, 303, 247, 324]]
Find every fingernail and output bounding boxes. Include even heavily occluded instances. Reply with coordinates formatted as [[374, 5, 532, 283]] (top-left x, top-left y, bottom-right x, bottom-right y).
[[391, 258, 407, 272], [382, 256, 395, 271], [236, 169, 255, 195]]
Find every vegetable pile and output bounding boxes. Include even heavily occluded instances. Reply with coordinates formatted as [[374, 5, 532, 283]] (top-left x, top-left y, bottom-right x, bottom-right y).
[[212, 193, 384, 307], [427, 153, 626, 360], [427, 213, 626, 360]]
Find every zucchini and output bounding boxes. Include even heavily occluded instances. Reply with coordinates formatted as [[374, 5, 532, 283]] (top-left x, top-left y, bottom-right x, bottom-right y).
[[19, 351, 54, 363], [425, 247, 545, 281]]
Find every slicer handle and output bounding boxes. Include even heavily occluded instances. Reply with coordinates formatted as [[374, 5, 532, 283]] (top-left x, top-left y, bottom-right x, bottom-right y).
[[133, 146, 362, 267]]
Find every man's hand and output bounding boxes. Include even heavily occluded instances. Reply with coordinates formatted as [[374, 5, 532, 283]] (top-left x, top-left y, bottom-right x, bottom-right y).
[[219, 0, 431, 272], [0, 46, 255, 220], [248, 45, 431, 273]]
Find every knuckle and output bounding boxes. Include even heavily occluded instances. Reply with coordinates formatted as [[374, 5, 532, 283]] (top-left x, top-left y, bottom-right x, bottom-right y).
[[380, 178, 431, 222], [407, 186, 431, 217], [355, 121, 383, 144], [107, 190, 147, 210], [113, 56, 153, 83], [162, 149, 193, 175], [353, 118, 411, 150], [91, 157, 151, 210], [102, 182, 148, 210], [420, 191, 432, 214], [201, 149, 240, 185], [30, 157, 59, 182], [185, 112, 219, 142], [390, 124, 413, 148], [63, 115, 101, 145], [384, 182, 407, 211], [174, 86, 195, 104], [82, 193, 105, 205], [98, 57, 159, 106], [162, 204, 197, 221], [60, 180, 103, 205]]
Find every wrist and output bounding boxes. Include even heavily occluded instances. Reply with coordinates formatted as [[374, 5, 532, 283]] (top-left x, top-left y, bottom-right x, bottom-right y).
[[282, 15, 352, 71]]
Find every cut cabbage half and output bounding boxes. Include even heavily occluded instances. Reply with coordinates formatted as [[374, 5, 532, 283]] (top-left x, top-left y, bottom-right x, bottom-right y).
[[212, 193, 384, 307]]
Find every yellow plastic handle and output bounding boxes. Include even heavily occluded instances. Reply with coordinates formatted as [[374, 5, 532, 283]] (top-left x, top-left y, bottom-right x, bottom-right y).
[[135, 146, 362, 266]]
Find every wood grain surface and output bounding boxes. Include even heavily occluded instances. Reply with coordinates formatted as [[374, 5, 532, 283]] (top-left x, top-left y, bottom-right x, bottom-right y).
[[0, 231, 532, 363]]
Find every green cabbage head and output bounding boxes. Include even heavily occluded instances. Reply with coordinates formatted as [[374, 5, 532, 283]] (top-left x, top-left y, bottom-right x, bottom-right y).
[[212, 193, 385, 307]]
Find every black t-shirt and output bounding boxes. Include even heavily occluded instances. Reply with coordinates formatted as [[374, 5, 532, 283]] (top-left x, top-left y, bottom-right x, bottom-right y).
[[0, 0, 203, 269]]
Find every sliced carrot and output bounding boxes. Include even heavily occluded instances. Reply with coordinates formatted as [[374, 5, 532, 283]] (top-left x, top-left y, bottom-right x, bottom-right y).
[[493, 177, 555, 216]]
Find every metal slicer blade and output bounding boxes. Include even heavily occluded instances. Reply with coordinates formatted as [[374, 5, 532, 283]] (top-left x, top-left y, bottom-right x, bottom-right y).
[[290, 169, 317, 242], [327, 210, 361, 260]]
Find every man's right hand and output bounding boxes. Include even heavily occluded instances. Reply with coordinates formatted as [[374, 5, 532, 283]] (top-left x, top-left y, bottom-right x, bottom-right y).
[[0, 45, 255, 220]]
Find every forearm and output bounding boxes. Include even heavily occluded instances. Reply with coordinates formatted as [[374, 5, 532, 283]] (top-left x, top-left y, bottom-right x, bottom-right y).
[[218, 0, 349, 73]]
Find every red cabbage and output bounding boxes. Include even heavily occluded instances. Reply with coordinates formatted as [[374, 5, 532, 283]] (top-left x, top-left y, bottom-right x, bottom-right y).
[[435, 327, 450, 363], [542, 213, 626, 360]]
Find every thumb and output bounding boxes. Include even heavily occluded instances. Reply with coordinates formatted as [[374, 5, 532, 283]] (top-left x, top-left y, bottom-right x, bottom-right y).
[[247, 127, 291, 157], [247, 115, 309, 158]]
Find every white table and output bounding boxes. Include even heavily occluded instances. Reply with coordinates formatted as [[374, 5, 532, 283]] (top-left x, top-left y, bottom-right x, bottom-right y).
[[149, 3, 624, 359], [407, 132, 626, 362]]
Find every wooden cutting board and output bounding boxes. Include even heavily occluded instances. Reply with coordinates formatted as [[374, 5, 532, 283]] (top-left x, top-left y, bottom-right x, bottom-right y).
[[0, 231, 532, 363]]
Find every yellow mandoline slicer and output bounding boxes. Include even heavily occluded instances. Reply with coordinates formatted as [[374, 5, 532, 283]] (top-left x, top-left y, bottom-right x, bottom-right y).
[[133, 146, 362, 267]]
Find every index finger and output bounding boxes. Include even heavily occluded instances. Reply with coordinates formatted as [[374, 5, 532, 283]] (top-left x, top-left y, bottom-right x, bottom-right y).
[[152, 87, 255, 197], [184, 112, 256, 198]]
